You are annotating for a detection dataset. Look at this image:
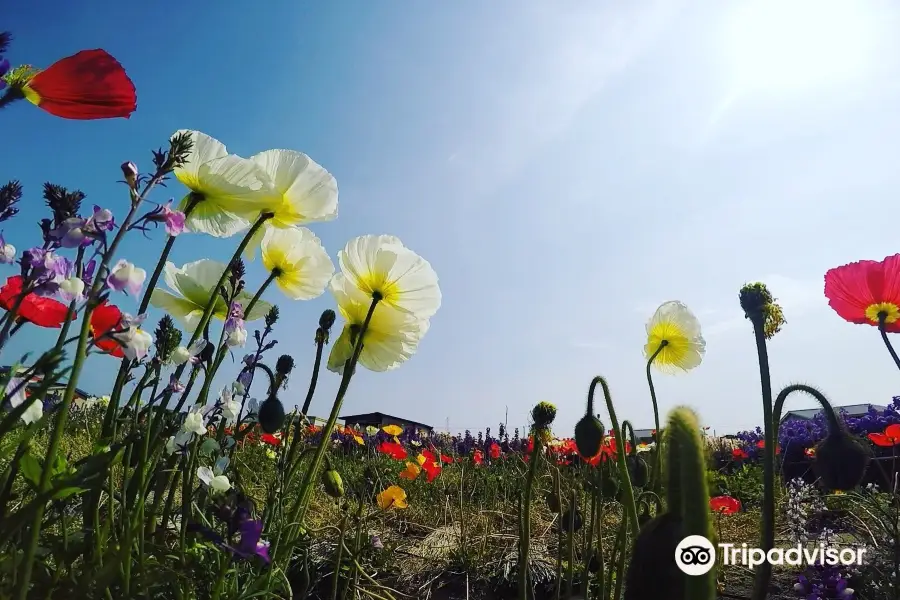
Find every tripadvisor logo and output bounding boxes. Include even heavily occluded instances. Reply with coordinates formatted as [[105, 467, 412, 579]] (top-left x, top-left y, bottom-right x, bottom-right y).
[[675, 536, 866, 576]]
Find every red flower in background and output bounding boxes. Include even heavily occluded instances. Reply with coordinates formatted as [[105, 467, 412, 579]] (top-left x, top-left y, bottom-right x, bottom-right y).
[[731, 448, 749, 460], [420, 449, 442, 482], [868, 424, 900, 447], [0, 276, 70, 328], [20, 49, 136, 120], [89, 300, 125, 357], [473, 449, 484, 466], [261, 433, 281, 447], [825, 254, 900, 331], [377, 441, 407, 460], [489, 442, 501, 460], [756, 440, 780, 455], [709, 495, 741, 515]]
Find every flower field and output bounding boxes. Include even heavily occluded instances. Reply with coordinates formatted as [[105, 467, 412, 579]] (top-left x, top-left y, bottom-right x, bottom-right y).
[[4, 31, 900, 600]]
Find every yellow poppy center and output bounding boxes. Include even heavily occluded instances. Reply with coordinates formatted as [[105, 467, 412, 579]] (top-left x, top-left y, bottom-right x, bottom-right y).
[[21, 85, 42, 106], [865, 302, 900, 324], [357, 271, 399, 304], [646, 322, 690, 367]]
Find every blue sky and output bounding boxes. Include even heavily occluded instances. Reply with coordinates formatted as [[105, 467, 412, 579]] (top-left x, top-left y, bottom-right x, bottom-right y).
[[5, 0, 900, 437]]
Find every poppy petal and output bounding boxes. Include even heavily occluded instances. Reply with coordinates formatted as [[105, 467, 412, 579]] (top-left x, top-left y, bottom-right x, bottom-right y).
[[25, 49, 136, 120]]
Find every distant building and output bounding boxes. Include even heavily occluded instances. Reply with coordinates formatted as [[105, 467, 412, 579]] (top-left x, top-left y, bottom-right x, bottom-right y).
[[632, 428, 655, 443], [780, 403, 887, 423], [0, 366, 93, 404], [340, 411, 433, 434]]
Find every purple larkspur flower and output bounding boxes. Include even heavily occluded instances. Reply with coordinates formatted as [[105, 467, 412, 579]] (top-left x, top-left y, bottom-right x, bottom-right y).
[[146, 200, 186, 236], [86, 206, 115, 233]]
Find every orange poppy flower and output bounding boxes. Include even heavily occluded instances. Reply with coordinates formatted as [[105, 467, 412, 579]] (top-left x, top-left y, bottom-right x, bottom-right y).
[[0, 276, 71, 328], [89, 300, 125, 357], [21, 49, 136, 120], [825, 255, 900, 331], [489, 442, 501, 460], [376, 485, 408, 510], [399, 462, 421, 480], [868, 424, 900, 447], [731, 448, 749, 460], [755, 440, 780, 454], [473, 449, 484, 466]]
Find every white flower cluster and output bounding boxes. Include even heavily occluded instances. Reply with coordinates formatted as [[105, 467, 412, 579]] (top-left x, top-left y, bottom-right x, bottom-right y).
[[783, 477, 823, 544]]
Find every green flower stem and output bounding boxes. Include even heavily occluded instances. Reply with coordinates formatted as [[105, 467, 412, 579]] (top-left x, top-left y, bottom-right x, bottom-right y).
[[565, 489, 576, 599], [594, 496, 605, 600], [747, 315, 775, 600], [589, 376, 639, 538], [300, 335, 325, 417], [773, 384, 841, 438], [16, 174, 150, 600], [243, 269, 276, 318], [273, 296, 380, 567], [645, 341, 667, 491], [666, 406, 715, 600], [879, 315, 900, 372], [331, 514, 350, 600], [519, 427, 544, 600], [583, 485, 597, 600], [553, 470, 563, 600], [53, 246, 86, 351], [606, 520, 626, 600]]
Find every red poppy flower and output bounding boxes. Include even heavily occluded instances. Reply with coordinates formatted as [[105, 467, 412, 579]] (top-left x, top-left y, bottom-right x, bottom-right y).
[[88, 300, 126, 357], [868, 424, 900, 447], [0, 276, 70, 328], [804, 447, 816, 458], [21, 49, 136, 120], [709, 495, 741, 515], [473, 449, 484, 466], [261, 433, 282, 446], [420, 450, 442, 482], [825, 255, 900, 331], [731, 448, 749, 460], [585, 453, 603, 467], [756, 440, 780, 454], [489, 442, 501, 460], [377, 441, 407, 460]]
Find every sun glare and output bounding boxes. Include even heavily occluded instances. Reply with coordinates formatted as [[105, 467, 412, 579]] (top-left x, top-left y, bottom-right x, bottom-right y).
[[722, 0, 878, 95]]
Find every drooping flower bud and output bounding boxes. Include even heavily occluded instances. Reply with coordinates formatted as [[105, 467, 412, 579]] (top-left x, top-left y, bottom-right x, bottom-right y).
[[120, 161, 138, 188], [276, 354, 295, 378], [626, 454, 650, 488], [813, 428, 872, 491], [545, 491, 561, 513], [317, 309, 336, 344], [561, 507, 582, 533], [623, 512, 684, 600], [531, 401, 557, 430], [258, 395, 286, 434], [574, 414, 605, 459], [739, 282, 786, 339], [322, 468, 345, 499]]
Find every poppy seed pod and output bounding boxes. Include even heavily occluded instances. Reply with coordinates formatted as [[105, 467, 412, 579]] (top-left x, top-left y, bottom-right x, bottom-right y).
[[600, 471, 620, 499], [588, 550, 601, 573], [532, 401, 557, 430], [574, 414, 605, 459], [258, 395, 286, 434], [813, 428, 872, 491], [322, 469, 345, 499], [623, 512, 684, 600], [626, 455, 650, 488]]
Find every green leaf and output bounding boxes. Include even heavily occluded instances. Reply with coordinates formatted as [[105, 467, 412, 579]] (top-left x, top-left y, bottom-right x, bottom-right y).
[[50, 453, 67, 477], [18, 453, 42, 488]]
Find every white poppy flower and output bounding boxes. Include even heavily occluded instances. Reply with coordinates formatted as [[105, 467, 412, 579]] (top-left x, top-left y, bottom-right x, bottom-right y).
[[260, 227, 334, 300], [166, 430, 194, 454], [58, 276, 85, 303], [337, 235, 441, 320], [241, 149, 338, 258], [196, 466, 231, 493], [148, 259, 272, 331], [327, 274, 430, 374], [182, 408, 207, 436], [644, 301, 706, 374], [170, 339, 208, 365], [226, 327, 247, 348], [172, 130, 273, 238], [222, 397, 241, 422]]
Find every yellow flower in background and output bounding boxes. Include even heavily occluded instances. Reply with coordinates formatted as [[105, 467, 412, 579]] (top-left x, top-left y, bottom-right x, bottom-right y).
[[265, 448, 277, 460], [399, 462, 421, 480], [242, 149, 339, 258], [352, 434, 364, 445], [416, 454, 427, 466], [260, 226, 334, 300], [382, 424, 403, 437], [172, 130, 272, 238], [337, 235, 441, 319], [366, 426, 379, 436], [149, 259, 272, 330], [326, 275, 430, 374], [376, 485, 408, 510], [644, 301, 706, 373]]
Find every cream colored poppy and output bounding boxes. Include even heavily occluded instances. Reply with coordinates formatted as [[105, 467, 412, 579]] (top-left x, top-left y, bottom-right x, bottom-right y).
[[337, 235, 440, 319], [260, 226, 334, 300], [644, 301, 705, 373]]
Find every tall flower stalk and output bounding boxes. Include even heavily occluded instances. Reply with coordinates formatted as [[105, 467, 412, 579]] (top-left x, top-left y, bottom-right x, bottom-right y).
[[739, 282, 784, 600]]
